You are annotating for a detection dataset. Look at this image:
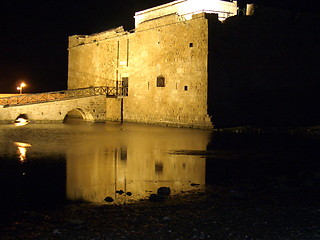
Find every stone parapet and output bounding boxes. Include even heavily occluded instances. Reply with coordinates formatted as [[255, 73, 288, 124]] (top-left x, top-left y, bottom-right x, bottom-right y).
[[134, 0, 237, 26]]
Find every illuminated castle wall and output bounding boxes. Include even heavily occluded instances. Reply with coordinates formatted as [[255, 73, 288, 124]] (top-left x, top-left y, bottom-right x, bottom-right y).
[[68, 0, 237, 129], [68, 0, 320, 128]]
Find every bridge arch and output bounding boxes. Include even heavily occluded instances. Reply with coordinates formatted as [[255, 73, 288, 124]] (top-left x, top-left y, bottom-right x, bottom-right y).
[[63, 108, 94, 123], [14, 113, 29, 126], [15, 113, 29, 121], [0, 94, 106, 124]]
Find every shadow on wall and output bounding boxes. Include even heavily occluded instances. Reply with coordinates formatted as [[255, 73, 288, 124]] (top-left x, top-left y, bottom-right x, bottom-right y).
[[208, 7, 320, 128]]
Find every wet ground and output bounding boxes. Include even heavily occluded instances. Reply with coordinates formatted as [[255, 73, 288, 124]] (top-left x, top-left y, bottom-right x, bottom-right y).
[[1, 184, 319, 240]]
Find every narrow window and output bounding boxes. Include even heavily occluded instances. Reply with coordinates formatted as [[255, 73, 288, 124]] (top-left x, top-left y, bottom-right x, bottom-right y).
[[122, 77, 128, 96], [157, 76, 165, 87], [184, 86, 188, 91], [189, 43, 193, 47]]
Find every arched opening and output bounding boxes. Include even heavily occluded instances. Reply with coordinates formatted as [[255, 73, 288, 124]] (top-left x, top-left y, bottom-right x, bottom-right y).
[[14, 114, 29, 126], [63, 109, 86, 124]]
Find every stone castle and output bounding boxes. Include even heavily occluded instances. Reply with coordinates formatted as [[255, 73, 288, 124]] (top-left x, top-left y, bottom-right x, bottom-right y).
[[68, 0, 238, 129], [69, 0, 320, 128]]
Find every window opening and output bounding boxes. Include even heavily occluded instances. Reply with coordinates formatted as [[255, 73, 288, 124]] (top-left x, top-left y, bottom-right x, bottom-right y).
[[122, 77, 128, 96], [157, 76, 165, 87]]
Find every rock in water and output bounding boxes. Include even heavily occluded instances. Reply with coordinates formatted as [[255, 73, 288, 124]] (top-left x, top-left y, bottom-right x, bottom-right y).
[[149, 194, 165, 202], [104, 196, 114, 202], [116, 190, 124, 195], [157, 187, 171, 196]]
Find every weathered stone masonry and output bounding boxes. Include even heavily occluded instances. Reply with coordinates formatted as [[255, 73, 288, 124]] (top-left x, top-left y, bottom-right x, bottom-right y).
[[0, 95, 106, 124], [68, 0, 238, 129]]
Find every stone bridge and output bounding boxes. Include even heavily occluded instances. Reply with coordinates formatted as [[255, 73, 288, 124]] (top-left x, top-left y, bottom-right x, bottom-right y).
[[0, 86, 126, 124]]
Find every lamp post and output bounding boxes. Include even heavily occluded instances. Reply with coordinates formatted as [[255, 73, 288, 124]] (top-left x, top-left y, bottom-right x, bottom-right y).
[[17, 82, 26, 94]]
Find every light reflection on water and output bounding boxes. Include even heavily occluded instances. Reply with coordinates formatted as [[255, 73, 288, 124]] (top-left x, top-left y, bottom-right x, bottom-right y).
[[0, 122, 211, 206], [13, 142, 32, 162]]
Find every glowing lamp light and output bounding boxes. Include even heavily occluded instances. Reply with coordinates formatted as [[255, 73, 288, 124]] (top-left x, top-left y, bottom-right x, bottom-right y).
[[17, 82, 27, 94]]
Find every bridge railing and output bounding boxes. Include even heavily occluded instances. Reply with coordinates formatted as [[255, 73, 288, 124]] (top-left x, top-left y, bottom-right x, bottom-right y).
[[0, 86, 128, 107], [106, 86, 128, 97]]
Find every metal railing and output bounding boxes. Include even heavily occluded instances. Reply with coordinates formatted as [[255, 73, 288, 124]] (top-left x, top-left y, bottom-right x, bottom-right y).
[[0, 86, 128, 107], [106, 86, 128, 97]]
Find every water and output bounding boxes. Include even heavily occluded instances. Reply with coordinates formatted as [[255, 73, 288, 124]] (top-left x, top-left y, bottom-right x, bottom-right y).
[[0, 122, 210, 212], [1, 122, 320, 216]]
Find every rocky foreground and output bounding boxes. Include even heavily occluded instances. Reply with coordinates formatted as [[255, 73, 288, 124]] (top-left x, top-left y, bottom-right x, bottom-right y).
[[1, 184, 319, 240]]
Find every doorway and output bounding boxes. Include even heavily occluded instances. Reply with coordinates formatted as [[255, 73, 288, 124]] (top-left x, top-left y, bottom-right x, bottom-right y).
[[122, 77, 128, 96]]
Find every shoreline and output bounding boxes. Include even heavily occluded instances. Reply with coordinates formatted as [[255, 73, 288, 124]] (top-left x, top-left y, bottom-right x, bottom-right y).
[[1, 184, 319, 240]]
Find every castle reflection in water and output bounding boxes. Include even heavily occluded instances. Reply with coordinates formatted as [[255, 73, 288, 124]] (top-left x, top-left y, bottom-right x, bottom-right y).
[[66, 123, 210, 203], [0, 123, 210, 206]]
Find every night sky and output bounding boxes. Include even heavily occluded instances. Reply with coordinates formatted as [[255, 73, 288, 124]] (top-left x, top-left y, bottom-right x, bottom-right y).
[[0, 0, 319, 93]]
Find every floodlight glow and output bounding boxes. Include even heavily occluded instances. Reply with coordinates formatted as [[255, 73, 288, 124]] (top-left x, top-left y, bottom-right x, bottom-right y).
[[17, 82, 27, 94]]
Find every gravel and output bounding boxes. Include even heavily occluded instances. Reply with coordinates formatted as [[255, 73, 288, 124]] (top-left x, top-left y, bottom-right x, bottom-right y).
[[1, 185, 319, 240]]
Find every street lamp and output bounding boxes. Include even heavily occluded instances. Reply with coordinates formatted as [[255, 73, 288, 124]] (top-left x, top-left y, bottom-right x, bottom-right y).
[[17, 82, 26, 94]]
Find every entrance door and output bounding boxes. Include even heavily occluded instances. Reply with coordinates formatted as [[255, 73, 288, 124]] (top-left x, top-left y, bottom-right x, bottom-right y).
[[122, 77, 128, 96]]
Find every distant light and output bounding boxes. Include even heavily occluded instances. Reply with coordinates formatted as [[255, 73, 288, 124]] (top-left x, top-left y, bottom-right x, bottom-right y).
[[17, 82, 27, 94]]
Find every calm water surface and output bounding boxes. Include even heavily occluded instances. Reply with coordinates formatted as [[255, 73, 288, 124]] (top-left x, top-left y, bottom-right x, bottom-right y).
[[0, 122, 210, 211], [1, 122, 319, 215]]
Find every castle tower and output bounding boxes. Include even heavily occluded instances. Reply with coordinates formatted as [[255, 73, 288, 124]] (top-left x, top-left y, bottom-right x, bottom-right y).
[[68, 0, 238, 129]]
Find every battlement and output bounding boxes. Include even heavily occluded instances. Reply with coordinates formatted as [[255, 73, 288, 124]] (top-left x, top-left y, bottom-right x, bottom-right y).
[[68, 27, 129, 48], [134, 0, 237, 27]]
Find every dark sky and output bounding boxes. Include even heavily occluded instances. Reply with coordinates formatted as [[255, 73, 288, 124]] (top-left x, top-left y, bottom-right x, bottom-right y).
[[0, 0, 318, 93], [0, 0, 171, 93]]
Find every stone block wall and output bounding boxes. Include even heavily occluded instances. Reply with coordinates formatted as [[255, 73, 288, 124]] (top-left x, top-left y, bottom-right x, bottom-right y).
[[68, 27, 127, 89], [0, 95, 106, 124], [106, 98, 121, 121], [68, 13, 214, 129], [125, 13, 212, 128]]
